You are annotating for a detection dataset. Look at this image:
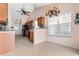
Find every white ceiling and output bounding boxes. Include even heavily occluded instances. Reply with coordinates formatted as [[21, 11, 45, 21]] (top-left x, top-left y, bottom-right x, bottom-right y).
[[8, 3, 50, 12], [35, 3, 50, 7], [9, 3, 50, 8]]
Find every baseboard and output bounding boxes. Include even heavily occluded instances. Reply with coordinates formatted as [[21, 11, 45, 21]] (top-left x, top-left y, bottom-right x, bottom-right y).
[[46, 40, 79, 50]]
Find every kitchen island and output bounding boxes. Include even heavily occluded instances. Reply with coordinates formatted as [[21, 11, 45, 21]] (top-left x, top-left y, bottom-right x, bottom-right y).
[[0, 31, 15, 55], [28, 28, 47, 44]]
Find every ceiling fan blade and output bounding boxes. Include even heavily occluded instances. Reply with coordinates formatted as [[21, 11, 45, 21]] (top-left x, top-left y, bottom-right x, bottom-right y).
[[26, 11, 30, 13], [21, 13, 23, 15], [16, 8, 31, 16], [25, 13, 30, 16], [21, 12, 29, 16], [16, 10, 21, 12]]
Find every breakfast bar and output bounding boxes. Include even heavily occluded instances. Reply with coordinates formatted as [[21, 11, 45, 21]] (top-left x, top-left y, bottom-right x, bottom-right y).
[[0, 31, 15, 54]]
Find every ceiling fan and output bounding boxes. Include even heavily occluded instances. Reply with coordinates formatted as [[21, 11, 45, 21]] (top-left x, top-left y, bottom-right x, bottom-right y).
[[16, 4, 31, 16]]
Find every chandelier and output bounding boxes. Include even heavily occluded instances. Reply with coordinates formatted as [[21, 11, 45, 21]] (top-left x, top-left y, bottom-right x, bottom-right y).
[[46, 4, 60, 17]]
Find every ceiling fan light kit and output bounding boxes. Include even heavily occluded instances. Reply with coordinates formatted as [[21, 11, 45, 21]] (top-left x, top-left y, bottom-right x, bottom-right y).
[[20, 8, 30, 16], [16, 4, 35, 16]]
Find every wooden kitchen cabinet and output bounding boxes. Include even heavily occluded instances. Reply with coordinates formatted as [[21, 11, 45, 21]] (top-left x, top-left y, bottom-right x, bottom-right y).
[[26, 31, 30, 37], [29, 31, 34, 43], [25, 20, 33, 28], [0, 3, 8, 23], [37, 17, 45, 27], [25, 30, 34, 43]]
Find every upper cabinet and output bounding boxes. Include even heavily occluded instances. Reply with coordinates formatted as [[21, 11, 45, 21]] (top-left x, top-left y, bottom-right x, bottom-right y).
[[0, 3, 8, 23], [37, 17, 45, 27], [25, 20, 33, 28]]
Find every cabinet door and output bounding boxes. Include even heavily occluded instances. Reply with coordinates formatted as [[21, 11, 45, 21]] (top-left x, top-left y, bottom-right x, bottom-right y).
[[29, 31, 33, 43], [37, 17, 45, 27], [0, 3, 8, 22]]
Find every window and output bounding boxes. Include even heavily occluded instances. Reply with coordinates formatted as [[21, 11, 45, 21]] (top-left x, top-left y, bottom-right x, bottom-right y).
[[48, 12, 71, 37]]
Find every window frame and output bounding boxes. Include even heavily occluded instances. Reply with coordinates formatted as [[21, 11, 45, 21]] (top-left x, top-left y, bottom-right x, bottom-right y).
[[47, 12, 72, 37]]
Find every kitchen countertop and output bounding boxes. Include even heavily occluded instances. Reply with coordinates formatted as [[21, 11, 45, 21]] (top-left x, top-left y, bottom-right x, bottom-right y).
[[28, 28, 47, 32], [0, 30, 15, 33], [0, 30, 15, 54]]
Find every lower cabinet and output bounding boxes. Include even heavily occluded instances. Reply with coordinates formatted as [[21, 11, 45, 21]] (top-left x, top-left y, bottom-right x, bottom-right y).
[[29, 31, 34, 43], [0, 31, 15, 54], [26, 31, 33, 43], [26, 31, 30, 37]]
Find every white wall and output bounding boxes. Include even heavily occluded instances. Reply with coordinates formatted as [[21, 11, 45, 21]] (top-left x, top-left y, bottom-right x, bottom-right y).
[[8, 3, 79, 49], [28, 3, 79, 49], [7, 4, 12, 30], [46, 4, 79, 49], [8, 3, 35, 35]]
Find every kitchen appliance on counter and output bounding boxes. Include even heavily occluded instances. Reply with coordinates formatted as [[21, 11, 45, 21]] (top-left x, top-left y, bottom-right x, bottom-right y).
[[0, 18, 8, 31], [0, 25, 6, 31]]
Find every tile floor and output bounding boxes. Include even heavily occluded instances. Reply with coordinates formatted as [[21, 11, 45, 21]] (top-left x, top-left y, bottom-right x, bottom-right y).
[[2, 36, 79, 56]]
